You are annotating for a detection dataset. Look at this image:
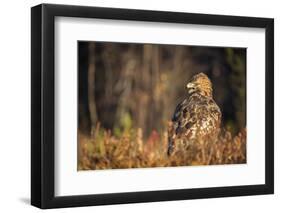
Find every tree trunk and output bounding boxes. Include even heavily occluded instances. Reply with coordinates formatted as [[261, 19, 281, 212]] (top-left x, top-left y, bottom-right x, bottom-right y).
[[88, 43, 98, 132], [78, 42, 91, 134]]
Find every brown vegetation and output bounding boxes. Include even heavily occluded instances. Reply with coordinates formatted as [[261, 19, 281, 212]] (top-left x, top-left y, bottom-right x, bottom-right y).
[[78, 124, 246, 170]]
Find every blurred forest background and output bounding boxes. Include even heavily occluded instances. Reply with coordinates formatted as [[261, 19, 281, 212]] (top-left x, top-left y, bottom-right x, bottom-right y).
[[78, 41, 246, 138]]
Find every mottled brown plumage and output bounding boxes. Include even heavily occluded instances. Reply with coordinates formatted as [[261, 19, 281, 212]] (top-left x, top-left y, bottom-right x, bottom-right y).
[[167, 73, 221, 156]]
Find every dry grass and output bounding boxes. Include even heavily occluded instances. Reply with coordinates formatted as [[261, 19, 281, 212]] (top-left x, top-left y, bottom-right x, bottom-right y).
[[78, 124, 246, 170]]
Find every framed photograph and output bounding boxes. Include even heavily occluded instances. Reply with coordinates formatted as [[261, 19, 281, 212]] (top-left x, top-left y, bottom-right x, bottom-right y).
[[31, 4, 274, 209]]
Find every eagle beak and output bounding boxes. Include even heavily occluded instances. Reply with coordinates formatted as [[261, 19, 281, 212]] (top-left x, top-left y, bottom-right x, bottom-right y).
[[186, 82, 195, 89]]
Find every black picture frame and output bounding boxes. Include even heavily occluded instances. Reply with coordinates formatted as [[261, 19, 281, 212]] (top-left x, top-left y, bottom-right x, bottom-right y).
[[31, 3, 274, 209]]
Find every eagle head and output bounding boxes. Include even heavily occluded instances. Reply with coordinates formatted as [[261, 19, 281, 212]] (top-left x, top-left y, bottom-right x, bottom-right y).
[[186, 72, 213, 97]]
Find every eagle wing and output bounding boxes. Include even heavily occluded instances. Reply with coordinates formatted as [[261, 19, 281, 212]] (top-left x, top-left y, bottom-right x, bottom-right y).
[[168, 94, 221, 155]]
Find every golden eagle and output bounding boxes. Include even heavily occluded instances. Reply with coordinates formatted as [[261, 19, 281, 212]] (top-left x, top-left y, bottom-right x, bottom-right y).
[[167, 73, 221, 156]]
